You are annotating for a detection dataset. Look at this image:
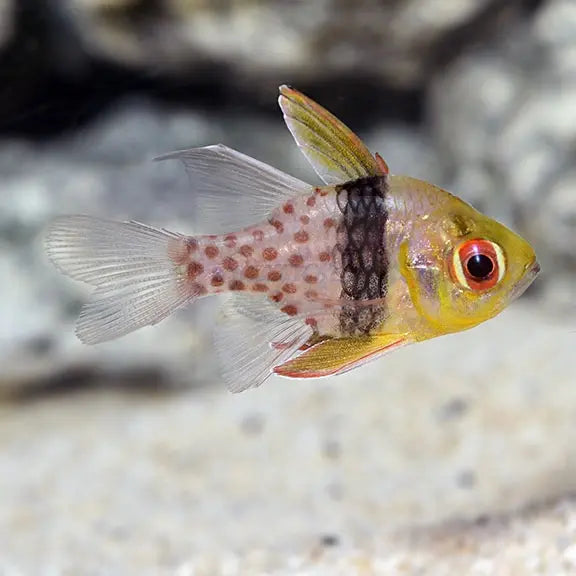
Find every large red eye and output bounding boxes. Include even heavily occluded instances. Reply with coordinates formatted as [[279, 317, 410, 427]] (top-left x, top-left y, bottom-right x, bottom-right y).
[[452, 239, 505, 291]]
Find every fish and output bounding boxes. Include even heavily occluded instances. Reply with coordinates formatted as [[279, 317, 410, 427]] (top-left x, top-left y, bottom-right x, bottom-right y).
[[45, 85, 540, 393]]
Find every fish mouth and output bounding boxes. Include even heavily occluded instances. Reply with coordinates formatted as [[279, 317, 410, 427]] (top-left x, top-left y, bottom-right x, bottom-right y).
[[511, 258, 541, 301]]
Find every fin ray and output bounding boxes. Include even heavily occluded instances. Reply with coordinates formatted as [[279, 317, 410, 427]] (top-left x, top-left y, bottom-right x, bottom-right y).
[[214, 294, 314, 393], [274, 333, 409, 379], [45, 216, 192, 344], [278, 85, 384, 185], [155, 144, 310, 233]]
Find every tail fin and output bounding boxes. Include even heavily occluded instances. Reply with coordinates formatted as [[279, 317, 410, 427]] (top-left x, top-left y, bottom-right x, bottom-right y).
[[45, 216, 192, 344]]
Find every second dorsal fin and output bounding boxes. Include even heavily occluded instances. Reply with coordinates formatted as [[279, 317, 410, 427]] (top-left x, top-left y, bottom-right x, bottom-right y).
[[155, 144, 310, 234]]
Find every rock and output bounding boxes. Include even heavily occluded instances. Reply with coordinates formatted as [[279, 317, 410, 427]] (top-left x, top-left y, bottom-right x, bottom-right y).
[[66, 0, 524, 90], [431, 0, 576, 280], [365, 124, 441, 182], [0, 1, 542, 137], [0, 302, 574, 574], [0, 0, 13, 50]]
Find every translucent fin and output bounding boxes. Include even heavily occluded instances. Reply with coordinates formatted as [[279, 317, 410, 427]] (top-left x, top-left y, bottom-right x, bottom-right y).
[[274, 333, 409, 379], [278, 85, 385, 185], [214, 294, 314, 393], [155, 144, 310, 233], [45, 216, 192, 344]]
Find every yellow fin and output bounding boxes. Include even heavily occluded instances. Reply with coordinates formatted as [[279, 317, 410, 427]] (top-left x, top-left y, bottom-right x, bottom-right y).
[[273, 333, 409, 379], [278, 85, 386, 185]]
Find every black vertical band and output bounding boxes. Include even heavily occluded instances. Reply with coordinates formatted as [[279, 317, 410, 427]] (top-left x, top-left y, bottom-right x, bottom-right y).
[[335, 175, 389, 335]]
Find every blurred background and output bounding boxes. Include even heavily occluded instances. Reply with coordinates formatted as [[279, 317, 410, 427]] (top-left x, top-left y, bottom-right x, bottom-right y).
[[1, 0, 575, 574]]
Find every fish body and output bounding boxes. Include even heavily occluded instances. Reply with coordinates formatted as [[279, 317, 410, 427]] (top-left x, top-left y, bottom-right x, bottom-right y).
[[46, 86, 539, 392]]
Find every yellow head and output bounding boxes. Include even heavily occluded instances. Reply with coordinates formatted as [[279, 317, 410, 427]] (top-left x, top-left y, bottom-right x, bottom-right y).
[[399, 181, 540, 336]]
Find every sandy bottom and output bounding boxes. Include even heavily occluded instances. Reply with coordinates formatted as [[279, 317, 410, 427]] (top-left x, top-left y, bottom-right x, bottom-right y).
[[1, 302, 575, 575]]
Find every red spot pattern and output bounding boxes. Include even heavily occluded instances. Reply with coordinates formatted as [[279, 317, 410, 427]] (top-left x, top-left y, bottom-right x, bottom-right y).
[[223, 256, 238, 271], [253, 283, 269, 292], [270, 292, 284, 303], [211, 274, 224, 287], [304, 275, 318, 284], [239, 245, 254, 257], [188, 261, 204, 279], [252, 229, 264, 242], [283, 203, 294, 214], [270, 218, 284, 234], [229, 280, 246, 291], [306, 196, 316, 207], [205, 245, 219, 259], [190, 282, 207, 296], [281, 304, 298, 316], [305, 317, 318, 328], [224, 234, 237, 248], [323, 218, 335, 229], [268, 270, 282, 282], [319, 251, 331, 262], [244, 265, 259, 279], [289, 254, 304, 267], [262, 247, 278, 261], [294, 230, 309, 243], [282, 283, 297, 294], [304, 289, 318, 299], [300, 215, 310, 225]]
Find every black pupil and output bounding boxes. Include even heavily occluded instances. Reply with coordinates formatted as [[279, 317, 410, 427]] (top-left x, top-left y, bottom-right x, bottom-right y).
[[466, 254, 494, 279]]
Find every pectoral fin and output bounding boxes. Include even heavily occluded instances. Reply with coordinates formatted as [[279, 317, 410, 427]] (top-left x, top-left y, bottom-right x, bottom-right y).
[[278, 85, 387, 185], [273, 333, 409, 379]]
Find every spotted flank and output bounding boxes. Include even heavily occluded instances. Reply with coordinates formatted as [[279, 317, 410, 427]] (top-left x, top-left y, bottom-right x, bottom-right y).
[[45, 85, 540, 393]]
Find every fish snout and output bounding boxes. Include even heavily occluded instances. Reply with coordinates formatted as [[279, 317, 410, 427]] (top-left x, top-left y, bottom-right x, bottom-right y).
[[510, 257, 540, 301], [530, 259, 541, 278]]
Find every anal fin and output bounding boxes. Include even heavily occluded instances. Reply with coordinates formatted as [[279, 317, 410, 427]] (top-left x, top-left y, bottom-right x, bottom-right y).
[[273, 333, 409, 379]]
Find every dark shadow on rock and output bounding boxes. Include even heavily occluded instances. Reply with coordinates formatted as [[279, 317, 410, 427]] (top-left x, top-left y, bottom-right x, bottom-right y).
[[0, 366, 203, 405]]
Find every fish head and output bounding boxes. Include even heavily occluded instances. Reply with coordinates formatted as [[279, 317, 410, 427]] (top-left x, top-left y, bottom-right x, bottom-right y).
[[401, 194, 540, 336]]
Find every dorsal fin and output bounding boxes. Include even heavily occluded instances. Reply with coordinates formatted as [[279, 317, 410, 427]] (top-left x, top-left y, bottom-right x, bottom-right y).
[[155, 144, 310, 234], [278, 85, 386, 185]]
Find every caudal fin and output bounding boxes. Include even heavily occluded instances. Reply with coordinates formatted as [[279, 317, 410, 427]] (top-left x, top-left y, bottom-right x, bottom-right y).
[[45, 216, 192, 344]]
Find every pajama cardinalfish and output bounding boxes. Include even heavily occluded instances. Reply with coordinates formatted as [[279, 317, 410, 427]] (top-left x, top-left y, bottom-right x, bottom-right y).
[[45, 85, 540, 393]]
